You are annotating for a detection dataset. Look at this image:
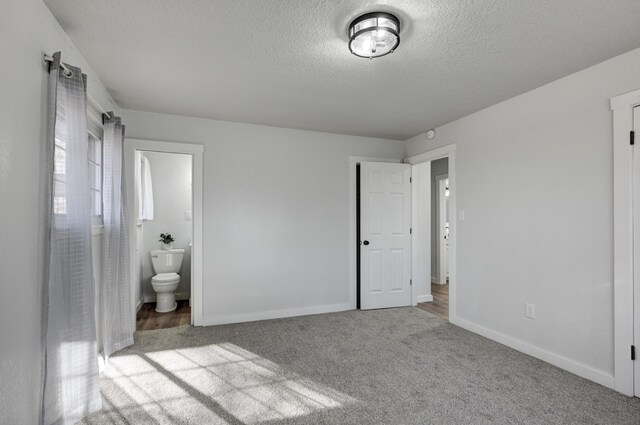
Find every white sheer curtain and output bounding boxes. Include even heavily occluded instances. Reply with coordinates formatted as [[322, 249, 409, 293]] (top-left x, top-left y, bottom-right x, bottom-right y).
[[100, 115, 133, 360], [42, 52, 101, 424]]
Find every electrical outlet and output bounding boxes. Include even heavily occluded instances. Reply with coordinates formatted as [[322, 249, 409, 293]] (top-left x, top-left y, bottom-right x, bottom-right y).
[[525, 303, 536, 319], [185, 209, 192, 221]]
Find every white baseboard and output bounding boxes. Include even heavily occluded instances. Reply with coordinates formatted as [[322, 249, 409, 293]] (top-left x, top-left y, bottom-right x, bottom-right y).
[[198, 302, 354, 326], [431, 276, 438, 284], [451, 316, 615, 389], [143, 292, 191, 304], [416, 294, 433, 303], [136, 298, 144, 312]]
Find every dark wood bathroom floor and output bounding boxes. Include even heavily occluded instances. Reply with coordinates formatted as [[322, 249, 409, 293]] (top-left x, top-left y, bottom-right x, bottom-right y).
[[136, 300, 191, 331], [416, 283, 449, 320]]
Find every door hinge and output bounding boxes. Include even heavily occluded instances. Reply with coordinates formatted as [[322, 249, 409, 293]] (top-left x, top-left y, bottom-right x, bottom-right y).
[[410, 227, 412, 234], [409, 177, 412, 183], [632, 345, 636, 361], [631, 130, 635, 146], [410, 279, 412, 286]]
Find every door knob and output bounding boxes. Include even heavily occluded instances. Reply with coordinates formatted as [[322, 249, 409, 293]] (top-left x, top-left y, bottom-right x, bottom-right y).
[[363, 240, 370, 245]]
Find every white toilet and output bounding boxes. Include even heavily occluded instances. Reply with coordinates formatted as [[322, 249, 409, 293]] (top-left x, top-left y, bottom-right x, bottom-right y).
[[150, 248, 184, 313]]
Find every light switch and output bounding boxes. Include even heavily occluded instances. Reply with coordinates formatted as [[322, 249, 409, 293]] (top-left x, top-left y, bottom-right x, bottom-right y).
[[457, 210, 465, 222], [525, 303, 536, 319], [185, 209, 192, 221]]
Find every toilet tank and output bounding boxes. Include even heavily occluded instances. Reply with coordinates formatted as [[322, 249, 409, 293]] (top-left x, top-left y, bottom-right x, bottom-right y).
[[151, 248, 185, 274]]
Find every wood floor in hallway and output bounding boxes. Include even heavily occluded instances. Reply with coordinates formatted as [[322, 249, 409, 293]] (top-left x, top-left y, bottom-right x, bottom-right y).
[[417, 283, 449, 320], [136, 300, 191, 331]]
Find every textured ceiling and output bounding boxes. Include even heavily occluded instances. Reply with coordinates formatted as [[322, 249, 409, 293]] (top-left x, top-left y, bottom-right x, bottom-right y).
[[44, 0, 640, 140]]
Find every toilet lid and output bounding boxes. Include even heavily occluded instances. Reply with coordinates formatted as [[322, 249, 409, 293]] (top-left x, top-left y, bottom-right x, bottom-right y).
[[152, 272, 179, 283]]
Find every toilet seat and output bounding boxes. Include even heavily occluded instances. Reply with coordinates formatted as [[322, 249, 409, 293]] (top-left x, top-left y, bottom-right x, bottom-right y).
[[151, 273, 180, 313], [152, 273, 180, 285]]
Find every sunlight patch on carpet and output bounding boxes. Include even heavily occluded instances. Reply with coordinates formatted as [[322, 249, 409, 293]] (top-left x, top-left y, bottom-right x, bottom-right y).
[[94, 343, 357, 424]]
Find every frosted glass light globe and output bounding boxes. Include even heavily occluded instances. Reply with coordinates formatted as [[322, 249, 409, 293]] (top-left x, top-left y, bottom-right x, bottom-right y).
[[348, 13, 400, 59]]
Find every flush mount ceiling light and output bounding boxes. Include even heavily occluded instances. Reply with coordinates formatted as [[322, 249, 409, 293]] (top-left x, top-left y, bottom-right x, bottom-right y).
[[348, 12, 400, 59]]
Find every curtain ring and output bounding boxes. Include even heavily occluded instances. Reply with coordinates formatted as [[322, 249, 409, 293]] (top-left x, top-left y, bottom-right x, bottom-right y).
[[43, 54, 74, 78]]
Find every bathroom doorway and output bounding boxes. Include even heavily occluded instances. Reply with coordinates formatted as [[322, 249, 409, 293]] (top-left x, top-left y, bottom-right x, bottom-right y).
[[125, 139, 204, 330], [135, 151, 192, 330]]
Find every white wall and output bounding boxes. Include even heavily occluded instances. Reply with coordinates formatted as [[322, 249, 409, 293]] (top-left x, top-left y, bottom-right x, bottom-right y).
[[122, 110, 405, 324], [0, 0, 119, 422], [405, 47, 640, 387], [140, 151, 192, 301], [430, 158, 449, 281]]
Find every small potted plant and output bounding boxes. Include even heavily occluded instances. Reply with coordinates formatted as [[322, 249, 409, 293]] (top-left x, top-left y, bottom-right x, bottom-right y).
[[159, 233, 175, 250]]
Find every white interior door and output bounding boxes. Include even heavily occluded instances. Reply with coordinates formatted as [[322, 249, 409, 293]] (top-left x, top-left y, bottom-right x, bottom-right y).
[[360, 162, 412, 310], [634, 106, 640, 397]]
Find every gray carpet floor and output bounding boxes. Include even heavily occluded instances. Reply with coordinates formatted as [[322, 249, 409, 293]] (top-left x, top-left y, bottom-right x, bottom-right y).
[[81, 308, 640, 425]]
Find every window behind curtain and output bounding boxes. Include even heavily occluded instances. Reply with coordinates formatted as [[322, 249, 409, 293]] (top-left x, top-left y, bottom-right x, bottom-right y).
[[53, 99, 104, 225], [88, 132, 102, 222]]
